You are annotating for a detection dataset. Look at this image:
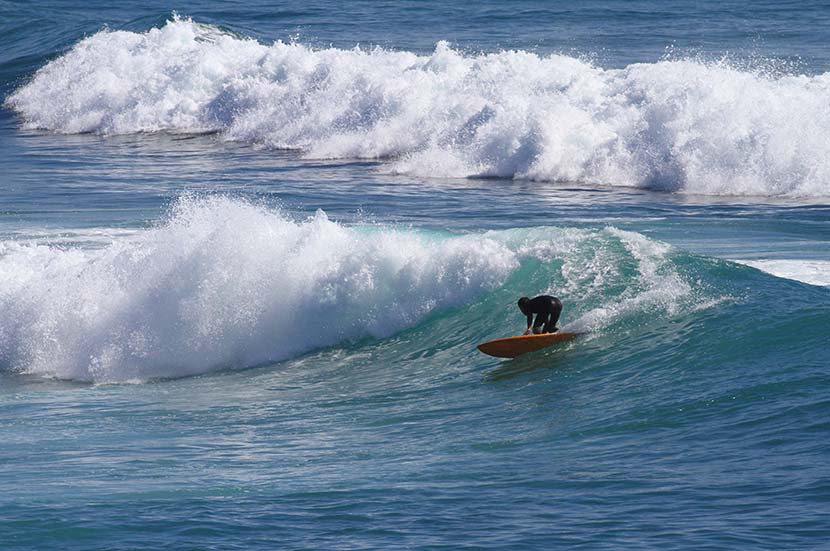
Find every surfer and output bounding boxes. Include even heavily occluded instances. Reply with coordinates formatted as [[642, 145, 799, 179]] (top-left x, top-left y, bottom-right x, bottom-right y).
[[518, 295, 562, 335]]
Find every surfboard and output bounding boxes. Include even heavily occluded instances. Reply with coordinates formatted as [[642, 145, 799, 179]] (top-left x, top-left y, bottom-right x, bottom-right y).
[[477, 332, 579, 358]]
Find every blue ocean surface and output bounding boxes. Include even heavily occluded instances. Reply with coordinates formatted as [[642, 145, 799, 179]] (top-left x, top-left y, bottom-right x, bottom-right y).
[[1, 1, 829, 549]]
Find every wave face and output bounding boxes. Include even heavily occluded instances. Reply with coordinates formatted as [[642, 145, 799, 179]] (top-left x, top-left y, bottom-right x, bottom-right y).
[[7, 17, 830, 197], [0, 196, 705, 382]]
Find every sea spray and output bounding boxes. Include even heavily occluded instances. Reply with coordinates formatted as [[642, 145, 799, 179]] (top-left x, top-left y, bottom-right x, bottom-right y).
[[7, 17, 830, 196], [0, 196, 519, 381]]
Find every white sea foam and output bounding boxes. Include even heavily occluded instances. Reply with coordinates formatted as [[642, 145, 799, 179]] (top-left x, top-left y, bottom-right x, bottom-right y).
[[556, 227, 695, 333], [734, 259, 830, 286], [7, 17, 830, 196], [0, 197, 517, 382]]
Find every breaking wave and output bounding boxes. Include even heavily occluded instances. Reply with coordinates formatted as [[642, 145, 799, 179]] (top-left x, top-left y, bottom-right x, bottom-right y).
[[0, 196, 703, 382], [7, 17, 830, 196]]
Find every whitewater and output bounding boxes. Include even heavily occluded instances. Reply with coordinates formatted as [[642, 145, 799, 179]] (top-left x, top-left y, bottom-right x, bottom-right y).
[[7, 17, 830, 196]]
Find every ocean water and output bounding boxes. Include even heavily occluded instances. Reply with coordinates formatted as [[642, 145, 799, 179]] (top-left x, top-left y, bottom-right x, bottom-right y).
[[1, 1, 829, 549]]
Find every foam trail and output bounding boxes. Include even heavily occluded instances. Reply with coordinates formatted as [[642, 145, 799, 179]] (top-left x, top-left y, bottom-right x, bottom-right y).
[[497, 226, 698, 334], [7, 17, 830, 196]]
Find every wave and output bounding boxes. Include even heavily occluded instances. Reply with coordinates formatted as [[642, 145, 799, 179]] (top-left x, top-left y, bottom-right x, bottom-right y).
[[0, 196, 704, 382], [6, 17, 830, 197]]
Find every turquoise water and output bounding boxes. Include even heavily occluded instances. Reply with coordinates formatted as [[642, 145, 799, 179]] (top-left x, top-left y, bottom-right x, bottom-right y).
[[2, 2, 830, 549]]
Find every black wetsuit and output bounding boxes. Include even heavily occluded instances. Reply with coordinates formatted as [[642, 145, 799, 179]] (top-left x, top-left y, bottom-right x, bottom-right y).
[[523, 295, 562, 334]]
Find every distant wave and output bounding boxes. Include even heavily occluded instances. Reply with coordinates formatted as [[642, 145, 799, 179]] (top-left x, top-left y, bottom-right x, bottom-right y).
[[0, 196, 702, 382], [734, 259, 830, 287], [9, 17, 830, 196]]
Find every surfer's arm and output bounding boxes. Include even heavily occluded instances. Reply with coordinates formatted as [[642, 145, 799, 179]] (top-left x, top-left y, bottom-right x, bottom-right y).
[[524, 312, 533, 335]]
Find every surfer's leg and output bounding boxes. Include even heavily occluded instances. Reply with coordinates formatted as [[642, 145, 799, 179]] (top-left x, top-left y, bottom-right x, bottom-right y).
[[544, 298, 563, 333], [532, 313, 548, 334]]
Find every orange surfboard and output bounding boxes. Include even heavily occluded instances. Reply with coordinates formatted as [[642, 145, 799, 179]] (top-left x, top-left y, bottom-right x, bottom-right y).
[[477, 332, 579, 358]]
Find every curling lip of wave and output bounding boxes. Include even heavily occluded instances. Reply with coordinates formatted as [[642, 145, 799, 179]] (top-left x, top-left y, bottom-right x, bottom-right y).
[[7, 17, 830, 196]]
